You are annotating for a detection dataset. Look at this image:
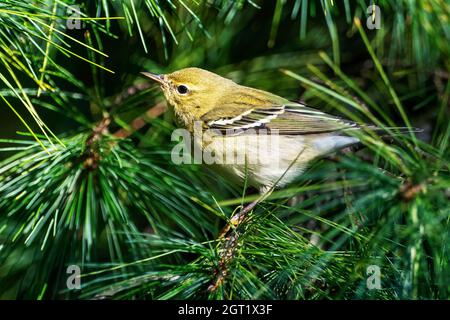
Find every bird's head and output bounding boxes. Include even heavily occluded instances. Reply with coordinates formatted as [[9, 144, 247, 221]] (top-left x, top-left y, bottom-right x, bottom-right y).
[[141, 67, 235, 127]]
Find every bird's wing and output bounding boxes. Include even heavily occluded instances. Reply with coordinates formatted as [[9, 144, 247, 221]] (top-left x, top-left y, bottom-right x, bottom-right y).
[[201, 102, 359, 135]]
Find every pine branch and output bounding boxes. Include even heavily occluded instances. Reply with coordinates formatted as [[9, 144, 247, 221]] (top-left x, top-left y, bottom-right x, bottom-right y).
[[113, 102, 167, 139]]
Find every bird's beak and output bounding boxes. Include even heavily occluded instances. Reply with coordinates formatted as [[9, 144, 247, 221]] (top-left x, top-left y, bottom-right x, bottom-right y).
[[140, 72, 165, 85]]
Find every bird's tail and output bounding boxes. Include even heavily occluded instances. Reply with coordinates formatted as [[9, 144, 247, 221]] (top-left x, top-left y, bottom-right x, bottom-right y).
[[338, 126, 422, 149], [361, 126, 423, 137]]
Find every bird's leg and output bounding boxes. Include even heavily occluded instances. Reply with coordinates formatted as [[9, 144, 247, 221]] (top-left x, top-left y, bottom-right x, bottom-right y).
[[218, 198, 259, 238], [218, 186, 272, 238]]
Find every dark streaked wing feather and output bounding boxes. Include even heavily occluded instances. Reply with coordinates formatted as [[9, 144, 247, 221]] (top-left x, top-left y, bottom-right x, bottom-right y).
[[202, 102, 359, 135]]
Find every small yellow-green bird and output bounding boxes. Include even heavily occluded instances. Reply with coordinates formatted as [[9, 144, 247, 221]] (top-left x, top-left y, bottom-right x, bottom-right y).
[[141, 67, 411, 227]]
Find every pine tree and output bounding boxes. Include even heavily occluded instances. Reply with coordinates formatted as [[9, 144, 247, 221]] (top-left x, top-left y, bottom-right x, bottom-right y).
[[0, 0, 448, 299]]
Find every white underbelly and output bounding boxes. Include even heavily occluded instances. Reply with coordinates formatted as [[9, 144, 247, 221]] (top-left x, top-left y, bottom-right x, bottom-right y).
[[194, 133, 359, 190]]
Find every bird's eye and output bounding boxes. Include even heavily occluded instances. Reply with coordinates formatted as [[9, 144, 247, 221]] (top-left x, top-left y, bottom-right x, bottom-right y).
[[177, 85, 189, 95]]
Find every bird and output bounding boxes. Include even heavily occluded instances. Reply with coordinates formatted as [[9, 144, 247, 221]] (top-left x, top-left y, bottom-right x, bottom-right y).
[[141, 67, 415, 234]]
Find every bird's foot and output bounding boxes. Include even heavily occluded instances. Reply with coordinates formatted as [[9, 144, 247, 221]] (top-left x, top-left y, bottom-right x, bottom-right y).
[[218, 199, 259, 238]]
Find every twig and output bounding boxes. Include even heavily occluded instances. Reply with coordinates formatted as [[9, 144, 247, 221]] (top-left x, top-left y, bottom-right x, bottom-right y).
[[113, 82, 152, 105], [208, 197, 265, 293], [399, 180, 425, 202], [113, 102, 167, 139], [83, 115, 111, 170], [207, 230, 241, 293], [82, 83, 167, 168]]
